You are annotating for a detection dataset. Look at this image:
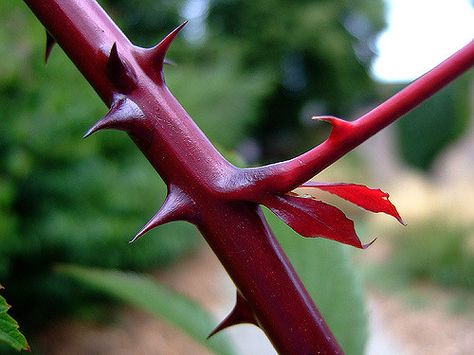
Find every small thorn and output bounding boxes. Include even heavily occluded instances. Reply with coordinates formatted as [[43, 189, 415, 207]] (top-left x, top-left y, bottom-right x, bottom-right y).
[[45, 31, 56, 64], [129, 214, 160, 244], [362, 237, 377, 249], [312, 115, 352, 139], [150, 21, 188, 72], [82, 127, 96, 139], [163, 58, 176, 66], [129, 188, 195, 243], [83, 122, 100, 139], [107, 43, 138, 93], [83, 95, 144, 138], [312, 115, 339, 123], [208, 292, 258, 338], [312, 115, 350, 128]]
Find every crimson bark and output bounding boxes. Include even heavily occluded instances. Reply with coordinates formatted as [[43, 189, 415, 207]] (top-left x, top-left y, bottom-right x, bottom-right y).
[[22, 0, 474, 353]]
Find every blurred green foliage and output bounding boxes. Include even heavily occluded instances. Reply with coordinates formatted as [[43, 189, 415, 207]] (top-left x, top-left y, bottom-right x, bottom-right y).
[[394, 74, 471, 170], [207, 0, 385, 161], [387, 222, 474, 290], [0, 288, 28, 352], [1, 0, 386, 348], [58, 266, 236, 355]]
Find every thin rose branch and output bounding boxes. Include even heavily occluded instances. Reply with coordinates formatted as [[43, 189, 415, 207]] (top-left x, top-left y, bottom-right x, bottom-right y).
[[236, 40, 474, 197]]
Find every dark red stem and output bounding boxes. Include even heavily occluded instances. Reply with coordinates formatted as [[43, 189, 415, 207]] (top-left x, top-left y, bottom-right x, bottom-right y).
[[23, 0, 341, 353], [22, 0, 474, 353]]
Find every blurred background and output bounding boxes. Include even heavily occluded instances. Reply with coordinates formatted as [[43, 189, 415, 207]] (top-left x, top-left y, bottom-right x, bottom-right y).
[[0, 0, 473, 354]]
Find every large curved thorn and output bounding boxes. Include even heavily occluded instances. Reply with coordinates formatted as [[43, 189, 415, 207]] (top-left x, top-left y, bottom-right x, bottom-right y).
[[129, 189, 195, 243], [107, 43, 138, 93], [208, 291, 259, 338], [45, 30, 56, 64], [83, 95, 144, 138], [149, 21, 188, 73]]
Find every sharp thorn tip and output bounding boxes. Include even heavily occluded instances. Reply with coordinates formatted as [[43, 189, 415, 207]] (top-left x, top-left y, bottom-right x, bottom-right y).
[[163, 58, 176, 66], [128, 235, 140, 244], [130, 215, 162, 243], [45, 31, 56, 64], [82, 128, 95, 139], [312, 115, 338, 122], [363, 237, 377, 249], [107, 43, 137, 93], [151, 21, 188, 68], [208, 292, 258, 337]]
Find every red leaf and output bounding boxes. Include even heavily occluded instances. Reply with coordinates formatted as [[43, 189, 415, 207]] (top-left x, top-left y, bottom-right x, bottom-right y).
[[262, 194, 371, 249], [299, 182, 405, 225]]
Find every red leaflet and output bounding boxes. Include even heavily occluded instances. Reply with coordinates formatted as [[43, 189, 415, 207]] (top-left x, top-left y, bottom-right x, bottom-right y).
[[300, 182, 405, 225], [262, 194, 369, 249]]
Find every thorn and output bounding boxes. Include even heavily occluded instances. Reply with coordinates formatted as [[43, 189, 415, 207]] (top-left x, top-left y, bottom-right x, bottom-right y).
[[163, 58, 176, 66], [312, 115, 340, 124], [45, 31, 56, 64], [312, 115, 352, 139], [362, 237, 377, 249], [208, 291, 259, 338], [129, 188, 195, 243], [149, 21, 188, 72], [107, 43, 138, 93], [83, 95, 144, 138]]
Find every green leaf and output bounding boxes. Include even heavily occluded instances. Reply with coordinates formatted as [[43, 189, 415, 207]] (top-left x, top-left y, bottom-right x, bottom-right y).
[[266, 210, 368, 355], [0, 286, 29, 352], [57, 266, 235, 355]]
